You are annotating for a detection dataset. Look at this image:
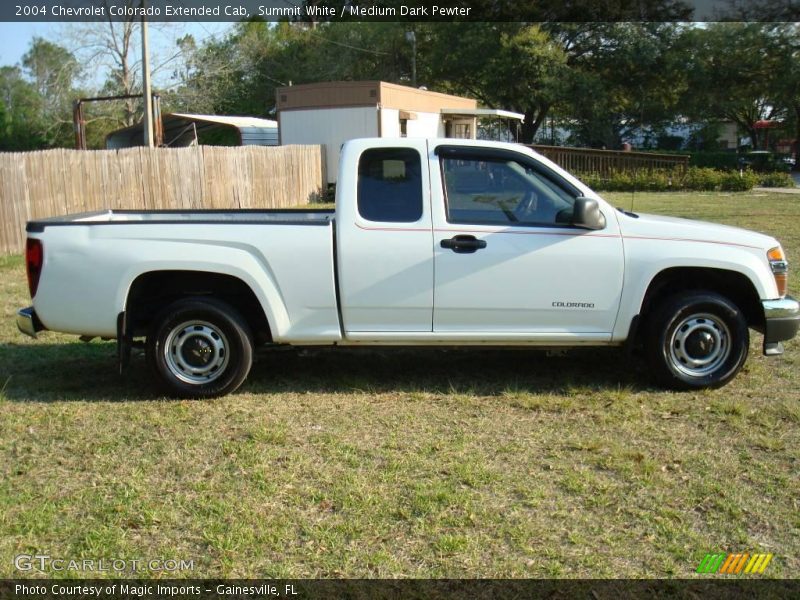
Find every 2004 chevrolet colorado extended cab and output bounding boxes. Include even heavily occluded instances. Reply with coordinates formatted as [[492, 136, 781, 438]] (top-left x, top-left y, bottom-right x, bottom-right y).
[[16, 138, 800, 398]]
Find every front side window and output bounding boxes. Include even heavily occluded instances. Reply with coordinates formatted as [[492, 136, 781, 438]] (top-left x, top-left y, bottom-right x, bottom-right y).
[[358, 148, 423, 223], [441, 153, 576, 227]]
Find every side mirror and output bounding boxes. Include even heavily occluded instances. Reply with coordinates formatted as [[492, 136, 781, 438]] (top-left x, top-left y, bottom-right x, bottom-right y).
[[572, 196, 606, 230]]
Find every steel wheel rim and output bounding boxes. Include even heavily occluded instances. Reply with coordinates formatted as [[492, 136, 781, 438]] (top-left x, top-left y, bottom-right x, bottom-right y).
[[668, 312, 731, 378], [164, 320, 229, 384]]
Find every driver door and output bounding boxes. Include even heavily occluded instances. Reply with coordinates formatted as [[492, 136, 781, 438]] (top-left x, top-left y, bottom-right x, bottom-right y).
[[432, 145, 624, 339]]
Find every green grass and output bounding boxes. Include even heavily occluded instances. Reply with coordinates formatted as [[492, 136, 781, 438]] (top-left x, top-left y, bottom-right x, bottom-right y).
[[0, 191, 798, 578]]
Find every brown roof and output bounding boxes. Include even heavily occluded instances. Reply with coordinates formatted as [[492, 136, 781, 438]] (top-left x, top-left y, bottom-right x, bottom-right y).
[[276, 81, 477, 113]]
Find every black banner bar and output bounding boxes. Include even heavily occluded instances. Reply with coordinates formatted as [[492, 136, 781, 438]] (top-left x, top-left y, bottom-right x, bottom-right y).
[[2, 579, 800, 600], [2, 0, 800, 23]]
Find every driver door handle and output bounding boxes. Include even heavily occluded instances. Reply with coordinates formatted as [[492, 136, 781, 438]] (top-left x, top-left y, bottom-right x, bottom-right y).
[[440, 235, 487, 254]]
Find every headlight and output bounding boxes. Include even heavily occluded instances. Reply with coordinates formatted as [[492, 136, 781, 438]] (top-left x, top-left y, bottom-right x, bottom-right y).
[[768, 246, 788, 297]]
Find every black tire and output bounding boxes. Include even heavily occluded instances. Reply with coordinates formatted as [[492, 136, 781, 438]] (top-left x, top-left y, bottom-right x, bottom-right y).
[[645, 291, 749, 390], [146, 297, 253, 399]]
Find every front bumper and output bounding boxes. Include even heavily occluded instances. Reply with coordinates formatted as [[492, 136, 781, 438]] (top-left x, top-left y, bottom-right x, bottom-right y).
[[762, 296, 800, 355], [16, 306, 45, 339]]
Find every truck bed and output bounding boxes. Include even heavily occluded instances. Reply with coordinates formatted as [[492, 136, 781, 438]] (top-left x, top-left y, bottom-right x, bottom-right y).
[[27, 208, 335, 232], [27, 208, 341, 342]]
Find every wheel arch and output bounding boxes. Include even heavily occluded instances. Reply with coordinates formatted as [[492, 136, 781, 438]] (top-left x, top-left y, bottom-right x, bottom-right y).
[[630, 266, 764, 346], [124, 269, 275, 345]]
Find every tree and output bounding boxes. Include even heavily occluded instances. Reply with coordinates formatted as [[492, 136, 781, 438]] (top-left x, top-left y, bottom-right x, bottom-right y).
[[549, 23, 687, 148], [424, 23, 567, 142], [682, 23, 785, 150], [21, 37, 80, 146], [0, 66, 48, 150], [167, 21, 280, 117], [770, 23, 800, 169], [165, 20, 795, 154], [70, 18, 140, 126], [65, 4, 184, 145], [172, 21, 418, 119]]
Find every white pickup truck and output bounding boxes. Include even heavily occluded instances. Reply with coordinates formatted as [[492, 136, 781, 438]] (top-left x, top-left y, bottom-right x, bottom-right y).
[[17, 138, 799, 398]]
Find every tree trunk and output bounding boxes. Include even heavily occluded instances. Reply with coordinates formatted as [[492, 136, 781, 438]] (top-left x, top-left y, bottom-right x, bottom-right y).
[[530, 104, 549, 142], [520, 105, 549, 144], [519, 109, 537, 144]]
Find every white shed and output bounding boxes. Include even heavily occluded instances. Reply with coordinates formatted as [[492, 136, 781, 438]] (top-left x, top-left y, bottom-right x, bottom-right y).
[[276, 81, 486, 183]]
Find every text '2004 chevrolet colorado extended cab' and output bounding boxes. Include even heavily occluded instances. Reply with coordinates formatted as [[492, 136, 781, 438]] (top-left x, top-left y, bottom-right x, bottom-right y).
[[17, 138, 800, 398]]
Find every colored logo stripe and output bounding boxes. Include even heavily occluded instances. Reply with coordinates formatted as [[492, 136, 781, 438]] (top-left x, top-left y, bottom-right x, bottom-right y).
[[697, 553, 773, 574], [697, 553, 726, 573], [745, 553, 773, 574], [720, 553, 749, 574]]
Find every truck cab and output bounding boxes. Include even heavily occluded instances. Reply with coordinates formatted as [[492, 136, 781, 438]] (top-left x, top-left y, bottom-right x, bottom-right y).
[[336, 138, 621, 341]]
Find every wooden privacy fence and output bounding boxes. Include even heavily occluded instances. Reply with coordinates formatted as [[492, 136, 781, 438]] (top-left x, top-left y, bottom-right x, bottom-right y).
[[528, 144, 689, 176], [0, 144, 326, 256]]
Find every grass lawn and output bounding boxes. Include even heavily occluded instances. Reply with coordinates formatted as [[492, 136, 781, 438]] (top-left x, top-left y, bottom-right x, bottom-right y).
[[0, 191, 798, 579]]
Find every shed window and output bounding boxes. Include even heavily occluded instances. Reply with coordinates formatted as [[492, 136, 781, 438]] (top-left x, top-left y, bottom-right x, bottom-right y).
[[454, 123, 471, 139]]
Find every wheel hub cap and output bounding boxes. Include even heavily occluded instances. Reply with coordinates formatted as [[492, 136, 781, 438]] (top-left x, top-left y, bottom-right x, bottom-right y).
[[685, 330, 715, 358], [164, 321, 229, 384], [668, 313, 731, 378]]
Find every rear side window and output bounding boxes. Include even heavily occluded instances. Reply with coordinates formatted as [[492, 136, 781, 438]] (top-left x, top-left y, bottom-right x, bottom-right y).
[[358, 148, 423, 223]]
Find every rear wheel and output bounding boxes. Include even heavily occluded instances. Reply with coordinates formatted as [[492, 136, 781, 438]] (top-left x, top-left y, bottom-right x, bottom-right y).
[[147, 298, 253, 398], [645, 291, 749, 390]]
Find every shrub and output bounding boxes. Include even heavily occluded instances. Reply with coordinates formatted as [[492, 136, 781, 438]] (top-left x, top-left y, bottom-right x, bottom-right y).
[[579, 172, 604, 190], [682, 167, 758, 192], [758, 172, 795, 188], [583, 167, 759, 192], [719, 170, 758, 191], [684, 167, 722, 191], [582, 169, 678, 192]]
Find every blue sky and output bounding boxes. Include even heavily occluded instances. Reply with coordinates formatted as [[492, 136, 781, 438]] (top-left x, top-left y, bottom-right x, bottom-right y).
[[0, 22, 56, 66], [0, 21, 233, 81]]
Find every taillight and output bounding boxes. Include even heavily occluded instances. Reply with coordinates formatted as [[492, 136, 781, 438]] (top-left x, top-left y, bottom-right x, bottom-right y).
[[25, 238, 43, 298], [767, 246, 788, 297]]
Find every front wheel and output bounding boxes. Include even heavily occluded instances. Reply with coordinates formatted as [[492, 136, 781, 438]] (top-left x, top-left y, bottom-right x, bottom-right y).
[[147, 298, 253, 399], [645, 291, 749, 390]]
